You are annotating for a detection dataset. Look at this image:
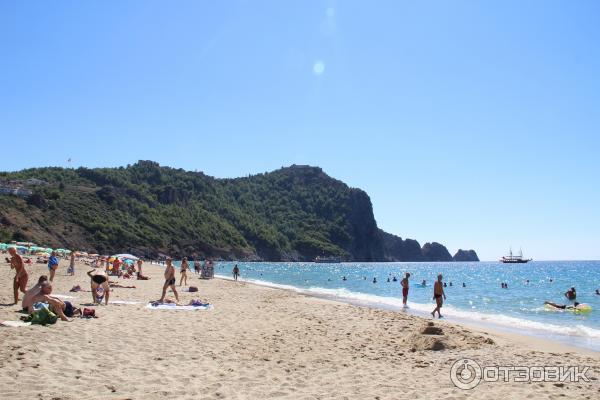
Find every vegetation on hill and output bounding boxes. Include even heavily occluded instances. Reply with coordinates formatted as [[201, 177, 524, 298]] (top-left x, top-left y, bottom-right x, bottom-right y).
[[0, 161, 477, 261]]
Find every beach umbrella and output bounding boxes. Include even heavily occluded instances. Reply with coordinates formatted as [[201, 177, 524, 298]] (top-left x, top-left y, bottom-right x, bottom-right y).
[[112, 253, 139, 261]]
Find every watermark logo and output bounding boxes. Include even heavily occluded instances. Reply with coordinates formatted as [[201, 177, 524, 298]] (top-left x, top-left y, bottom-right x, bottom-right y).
[[450, 358, 591, 390], [450, 358, 483, 389]]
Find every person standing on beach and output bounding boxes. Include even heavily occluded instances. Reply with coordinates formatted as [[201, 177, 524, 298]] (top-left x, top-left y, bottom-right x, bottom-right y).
[[232, 264, 240, 281], [401, 272, 410, 308], [112, 257, 121, 276], [67, 252, 75, 276], [87, 267, 110, 305], [180, 257, 189, 286], [194, 259, 200, 275], [431, 274, 446, 318], [47, 251, 59, 282], [9, 247, 28, 305], [160, 257, 179, 303]]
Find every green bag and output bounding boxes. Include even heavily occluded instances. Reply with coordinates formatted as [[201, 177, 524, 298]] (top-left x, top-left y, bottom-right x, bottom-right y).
[[29, 306, 58, 325]]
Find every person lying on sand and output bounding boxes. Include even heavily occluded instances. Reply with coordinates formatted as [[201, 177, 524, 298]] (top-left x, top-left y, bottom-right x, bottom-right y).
[[9, 247, 28, 305], [109, 282, 136, 288], [29, 282, 80, 321], [87, 268, 110, 305], [22, 275, 48, 311], [159, 257, 179, 303], [545, 301, 580, 310]]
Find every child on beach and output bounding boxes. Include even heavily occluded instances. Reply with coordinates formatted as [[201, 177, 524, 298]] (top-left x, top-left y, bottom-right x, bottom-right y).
[[160, 257, 179, 303]]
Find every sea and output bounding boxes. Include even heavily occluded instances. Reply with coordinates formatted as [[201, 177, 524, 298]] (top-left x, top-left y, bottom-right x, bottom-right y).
[[176, 260, 600, 351]]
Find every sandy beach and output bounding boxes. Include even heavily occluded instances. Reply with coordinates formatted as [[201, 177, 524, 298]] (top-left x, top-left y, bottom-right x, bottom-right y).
[[1, 259, 599, 400]]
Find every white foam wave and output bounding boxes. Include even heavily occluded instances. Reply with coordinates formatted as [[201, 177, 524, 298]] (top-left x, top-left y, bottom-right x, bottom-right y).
[[215, 275, 600, 341]]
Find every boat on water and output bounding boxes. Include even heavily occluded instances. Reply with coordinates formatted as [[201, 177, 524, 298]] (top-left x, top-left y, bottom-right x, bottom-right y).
[[500, 247, 532, 263], [314, 255, 342, 263]]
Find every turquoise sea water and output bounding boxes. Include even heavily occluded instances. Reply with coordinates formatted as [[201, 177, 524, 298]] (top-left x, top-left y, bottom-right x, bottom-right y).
[[178, 261, 600, 351]]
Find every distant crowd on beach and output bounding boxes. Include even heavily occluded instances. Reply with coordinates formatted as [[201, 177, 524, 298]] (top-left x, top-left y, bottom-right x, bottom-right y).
[[4, 243, 598, 323], [3, 244, 220, 324]]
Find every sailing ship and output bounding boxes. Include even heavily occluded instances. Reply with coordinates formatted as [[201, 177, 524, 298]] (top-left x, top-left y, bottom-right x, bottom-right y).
[[500, 247, 532, 263]]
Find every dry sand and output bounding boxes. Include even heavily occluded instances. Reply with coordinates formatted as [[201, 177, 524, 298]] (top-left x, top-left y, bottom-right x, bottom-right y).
[[1, 259, 599, 399]]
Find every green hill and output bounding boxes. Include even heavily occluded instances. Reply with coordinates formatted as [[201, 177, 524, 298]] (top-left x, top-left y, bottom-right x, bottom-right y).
[[0, 161, 477, 261]]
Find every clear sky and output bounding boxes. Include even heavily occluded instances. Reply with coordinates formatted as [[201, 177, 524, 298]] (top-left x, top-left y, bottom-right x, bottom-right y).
[[1, 1, 599, 260]]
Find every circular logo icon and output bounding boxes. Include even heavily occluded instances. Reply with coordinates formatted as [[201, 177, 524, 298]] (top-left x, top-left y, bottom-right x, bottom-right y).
[[450, 358, 482, 390]]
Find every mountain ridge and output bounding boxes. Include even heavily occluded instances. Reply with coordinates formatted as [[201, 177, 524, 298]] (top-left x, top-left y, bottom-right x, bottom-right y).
[[0, 161, 478, 262]]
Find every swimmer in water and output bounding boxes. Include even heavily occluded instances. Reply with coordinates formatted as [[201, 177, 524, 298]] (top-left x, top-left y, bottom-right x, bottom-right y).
[[565, 287, 577, 300], [596, 289, 600, 295], [544, 301, 580, 310], [421, 280, 426, 287], [342, 276, 347, 281], [373, 277, 377, 284], [462, 282, 466, 288]]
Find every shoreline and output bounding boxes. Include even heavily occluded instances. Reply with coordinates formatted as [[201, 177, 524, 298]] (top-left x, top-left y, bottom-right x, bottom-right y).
[[2, 260, 599, 399], [214, 273, 600, 355]]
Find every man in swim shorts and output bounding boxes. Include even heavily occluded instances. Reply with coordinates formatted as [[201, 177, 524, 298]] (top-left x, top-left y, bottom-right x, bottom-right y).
[[232, 264, 240, 281], [159, 257, 179, 303], [431, 274, 446, 318], [9, 247, 28, 305], [401, 272, 410, 307]]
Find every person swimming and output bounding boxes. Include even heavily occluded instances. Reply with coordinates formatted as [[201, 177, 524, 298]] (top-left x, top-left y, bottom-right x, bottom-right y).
[[373, 277, 377, 283], [544, 301, 580, 310], [565, 287, 577, 300], [342, 276, 347, 281], [421, 280, 426, 287], [462, 282, 466, 287], [596, 289, 600, 295]]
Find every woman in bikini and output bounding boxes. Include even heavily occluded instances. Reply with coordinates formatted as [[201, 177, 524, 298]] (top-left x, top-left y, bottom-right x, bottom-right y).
[[87, 267, 110, 305], [179, 257, 189, 286]]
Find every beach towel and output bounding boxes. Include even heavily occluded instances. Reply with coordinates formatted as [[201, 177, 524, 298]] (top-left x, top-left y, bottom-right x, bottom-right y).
[[111, 300, 142, 305], [146, 303, 212, 311], [0, 320, 32, 327]]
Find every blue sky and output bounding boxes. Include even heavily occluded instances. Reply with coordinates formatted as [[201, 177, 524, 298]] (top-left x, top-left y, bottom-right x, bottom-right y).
[[1, 1, 599, 260]]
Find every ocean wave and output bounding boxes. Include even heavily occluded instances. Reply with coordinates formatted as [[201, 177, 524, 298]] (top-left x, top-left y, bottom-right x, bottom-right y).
[[216, 274, 600, 341]]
